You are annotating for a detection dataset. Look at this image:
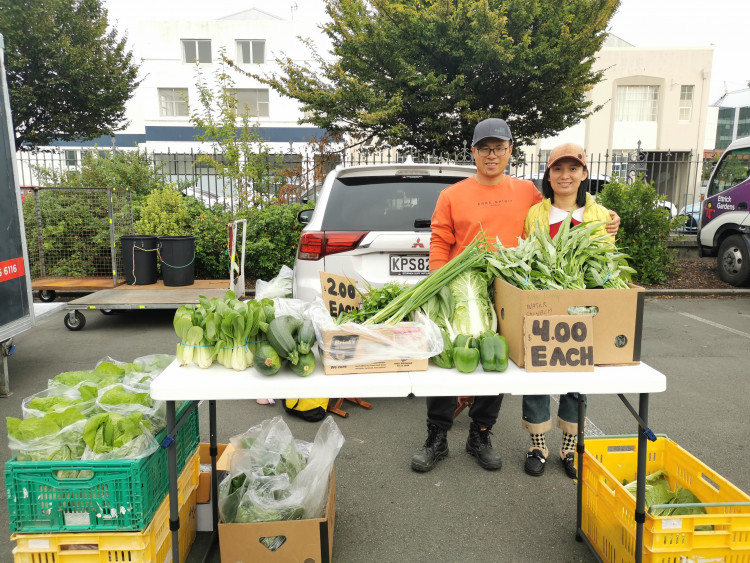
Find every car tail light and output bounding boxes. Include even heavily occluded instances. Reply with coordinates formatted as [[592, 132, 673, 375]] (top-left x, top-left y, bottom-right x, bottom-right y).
[[297, 231, 369, 260]]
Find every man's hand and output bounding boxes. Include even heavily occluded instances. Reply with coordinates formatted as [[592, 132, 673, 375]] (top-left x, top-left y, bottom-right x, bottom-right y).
[[605, 210, 620, 235]]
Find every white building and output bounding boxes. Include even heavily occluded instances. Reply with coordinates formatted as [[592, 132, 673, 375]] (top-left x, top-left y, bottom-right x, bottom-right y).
[[520, 35, 714, 205]]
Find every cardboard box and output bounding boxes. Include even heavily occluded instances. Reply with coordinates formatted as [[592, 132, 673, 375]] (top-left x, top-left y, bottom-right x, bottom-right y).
[[197, 442, 228, 504], [493, 278, 645, 367], [197, 442, 227, 532], [319, 322, 429, 375], [218, 469, 336, 563]]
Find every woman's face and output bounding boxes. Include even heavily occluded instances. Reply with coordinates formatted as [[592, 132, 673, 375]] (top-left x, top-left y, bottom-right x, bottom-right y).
[[547, 158, 588, 199]]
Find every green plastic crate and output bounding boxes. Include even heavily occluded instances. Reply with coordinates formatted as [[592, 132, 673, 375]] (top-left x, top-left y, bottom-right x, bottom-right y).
[[5, 401, 199, 533]]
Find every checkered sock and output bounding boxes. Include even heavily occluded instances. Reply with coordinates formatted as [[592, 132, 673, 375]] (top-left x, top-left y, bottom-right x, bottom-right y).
[[561, 432, 577, 456], [530, 433, 547, 457]]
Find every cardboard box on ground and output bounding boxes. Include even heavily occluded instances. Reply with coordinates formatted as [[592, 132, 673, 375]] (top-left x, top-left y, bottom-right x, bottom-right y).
[[196, 442, 228, 532], [215, 443, 336, 563], [317, 272, 430, 375], [493, 278, 645, 368]]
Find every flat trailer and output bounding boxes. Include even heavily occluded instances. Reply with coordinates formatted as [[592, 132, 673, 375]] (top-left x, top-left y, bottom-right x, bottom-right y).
[[62, 279, 232, 330], [32, 276, 120, 303]]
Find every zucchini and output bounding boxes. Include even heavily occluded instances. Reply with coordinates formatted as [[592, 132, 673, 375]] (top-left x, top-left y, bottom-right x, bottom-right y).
[[290, 352, 315, 377], [253, 343, 282, 376], [267, 316, 301, 365], [296, 319, 316, 355]]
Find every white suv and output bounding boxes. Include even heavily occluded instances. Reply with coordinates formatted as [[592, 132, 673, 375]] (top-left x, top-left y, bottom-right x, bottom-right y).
[[292, 161, 476, 302]]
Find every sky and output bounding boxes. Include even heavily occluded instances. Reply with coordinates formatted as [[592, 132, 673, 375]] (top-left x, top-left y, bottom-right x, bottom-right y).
[[607, 0, 749, 102], [104, 0, 748, 104]]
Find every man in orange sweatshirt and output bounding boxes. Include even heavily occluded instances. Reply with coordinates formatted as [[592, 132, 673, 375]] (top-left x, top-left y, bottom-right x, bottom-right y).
[[411, 118, 617, 473]]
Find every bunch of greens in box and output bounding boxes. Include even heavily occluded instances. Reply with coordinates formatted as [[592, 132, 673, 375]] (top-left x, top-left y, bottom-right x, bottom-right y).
[[174, 291, 275, 370], [486, 218, 635, 290]]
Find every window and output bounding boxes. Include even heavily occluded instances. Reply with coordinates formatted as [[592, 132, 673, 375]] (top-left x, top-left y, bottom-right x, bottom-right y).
[[182, 39, 211, 63], [615, 85, 659, 121], [737, 107, 750, 139], [234, 88, 269, 117], [707, 146, 750, 197], [716, 107, 736, 150], [679, 85, 694, 121], [237, 40, 265, 64], [158, 88, 188, 117], [64, 149, 78, 168]]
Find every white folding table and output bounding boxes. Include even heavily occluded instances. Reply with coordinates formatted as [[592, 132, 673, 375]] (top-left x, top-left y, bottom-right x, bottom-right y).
[[150, 359, 666, 563]]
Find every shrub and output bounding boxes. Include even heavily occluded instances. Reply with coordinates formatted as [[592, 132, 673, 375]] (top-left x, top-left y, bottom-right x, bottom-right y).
[[133, 187, 192, 237], [236, 202, 312, 283], [183, 198, 232, 279], [597, 176, 684, 284]]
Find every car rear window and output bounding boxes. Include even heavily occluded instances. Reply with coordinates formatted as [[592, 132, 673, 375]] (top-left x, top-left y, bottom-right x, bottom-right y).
[[320, 176, 468, 231]]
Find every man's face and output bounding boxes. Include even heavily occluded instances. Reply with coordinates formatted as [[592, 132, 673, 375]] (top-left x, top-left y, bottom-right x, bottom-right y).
[[472, 139, 512, 182]]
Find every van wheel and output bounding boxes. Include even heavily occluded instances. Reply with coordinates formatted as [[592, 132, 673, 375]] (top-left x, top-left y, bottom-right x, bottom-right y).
[[717, 234, 750, 286]]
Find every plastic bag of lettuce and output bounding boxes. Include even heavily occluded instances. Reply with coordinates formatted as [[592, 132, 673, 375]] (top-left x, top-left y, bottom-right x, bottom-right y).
[[81, 412, 159, 460], [7, 407, 86, 463], [218, 416, 345, 551]]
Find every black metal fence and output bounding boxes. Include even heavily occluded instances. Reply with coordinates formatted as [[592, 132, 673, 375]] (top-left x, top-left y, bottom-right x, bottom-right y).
[[16, 142, 711, 216]]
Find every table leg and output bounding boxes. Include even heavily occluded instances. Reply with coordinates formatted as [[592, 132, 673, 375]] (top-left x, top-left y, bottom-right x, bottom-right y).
[[575, 393, 586, 541], [167, 400, 180, 563], [635, 394, 649, 563], [210, 400, 219, 540]]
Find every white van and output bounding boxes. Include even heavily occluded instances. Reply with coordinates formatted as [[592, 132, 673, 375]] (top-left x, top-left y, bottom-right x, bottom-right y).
[[698, 136, 750, 286]]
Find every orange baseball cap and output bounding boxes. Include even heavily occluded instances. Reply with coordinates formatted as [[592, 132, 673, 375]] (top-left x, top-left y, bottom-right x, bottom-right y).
[[547, 143, 587, 168]]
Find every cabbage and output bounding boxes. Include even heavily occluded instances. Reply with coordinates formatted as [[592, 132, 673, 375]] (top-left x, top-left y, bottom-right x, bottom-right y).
[[448, 268, 497, 337]]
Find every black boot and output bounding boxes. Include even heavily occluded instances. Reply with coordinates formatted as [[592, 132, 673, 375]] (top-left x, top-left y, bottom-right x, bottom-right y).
[[411, 424, 449, 472], [466, 422, 502, 470]]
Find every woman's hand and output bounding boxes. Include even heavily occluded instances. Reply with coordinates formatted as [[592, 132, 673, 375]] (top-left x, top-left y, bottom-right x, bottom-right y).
[[605, 210, 620, 235]]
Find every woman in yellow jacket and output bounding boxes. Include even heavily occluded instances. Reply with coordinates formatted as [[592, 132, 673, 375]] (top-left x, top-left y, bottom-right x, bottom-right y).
[[522, 142, 614, 480]]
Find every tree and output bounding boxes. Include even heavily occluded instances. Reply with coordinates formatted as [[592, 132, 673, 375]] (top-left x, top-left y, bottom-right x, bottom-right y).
[[190, 49, 285, 209], [255, 0, 619, 152], [0, 0, 140, 150]]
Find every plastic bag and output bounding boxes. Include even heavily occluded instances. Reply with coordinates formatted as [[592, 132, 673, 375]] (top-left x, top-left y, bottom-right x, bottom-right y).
[[219, 416, 344, 525], [309, 299, 443, 367], [96, 383, 166, 434], [290, 416, 345, 518], [255, 265, 294, 301], [81, 420, 159, 461], [22, 386, 98, 419], [7, 417, 86, 462]]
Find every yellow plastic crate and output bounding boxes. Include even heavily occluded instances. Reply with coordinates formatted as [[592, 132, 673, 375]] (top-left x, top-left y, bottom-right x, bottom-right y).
[[581, 436, 750, 563], [12, 448, 200, 563]]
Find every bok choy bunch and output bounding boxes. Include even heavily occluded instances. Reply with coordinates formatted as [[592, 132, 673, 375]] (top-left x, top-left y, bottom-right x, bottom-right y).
[[173, 291, 275, 370]]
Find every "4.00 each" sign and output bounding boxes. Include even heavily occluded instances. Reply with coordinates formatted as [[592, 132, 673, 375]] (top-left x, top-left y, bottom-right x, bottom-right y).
[[523, 315, 594, 372]]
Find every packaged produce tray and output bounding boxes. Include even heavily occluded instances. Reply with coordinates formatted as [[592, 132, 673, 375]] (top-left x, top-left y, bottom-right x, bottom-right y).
[[581, 435, 750, 563], [5, 401, 200, 534], [11, 448, 199, 563]]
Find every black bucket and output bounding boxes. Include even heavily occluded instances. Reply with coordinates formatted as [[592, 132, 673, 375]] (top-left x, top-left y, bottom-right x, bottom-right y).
[[121, 235, 158, 285], [159, 236, 195, 286]]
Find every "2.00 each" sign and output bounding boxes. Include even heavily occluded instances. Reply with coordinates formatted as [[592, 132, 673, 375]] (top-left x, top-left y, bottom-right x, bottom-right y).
[[319, 272, 362, 318], [523, 314, 594, 372]]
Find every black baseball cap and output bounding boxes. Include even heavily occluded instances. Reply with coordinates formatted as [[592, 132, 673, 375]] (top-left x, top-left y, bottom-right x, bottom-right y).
[[471, 118, 513, 146]]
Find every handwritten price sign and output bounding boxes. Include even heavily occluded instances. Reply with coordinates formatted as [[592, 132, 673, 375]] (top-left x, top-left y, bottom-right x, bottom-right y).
[[319, 272, 362, 318], [0, 257, 25, 284], [523, 314, 594, 372]]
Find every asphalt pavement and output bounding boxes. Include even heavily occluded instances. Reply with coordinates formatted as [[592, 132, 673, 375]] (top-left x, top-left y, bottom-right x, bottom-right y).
[[1, 293, 749, 563]]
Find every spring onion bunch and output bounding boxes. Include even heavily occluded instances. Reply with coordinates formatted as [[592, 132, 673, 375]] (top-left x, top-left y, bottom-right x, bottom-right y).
[[364, 235, 490, 326], [486, 218, 635, 290]]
